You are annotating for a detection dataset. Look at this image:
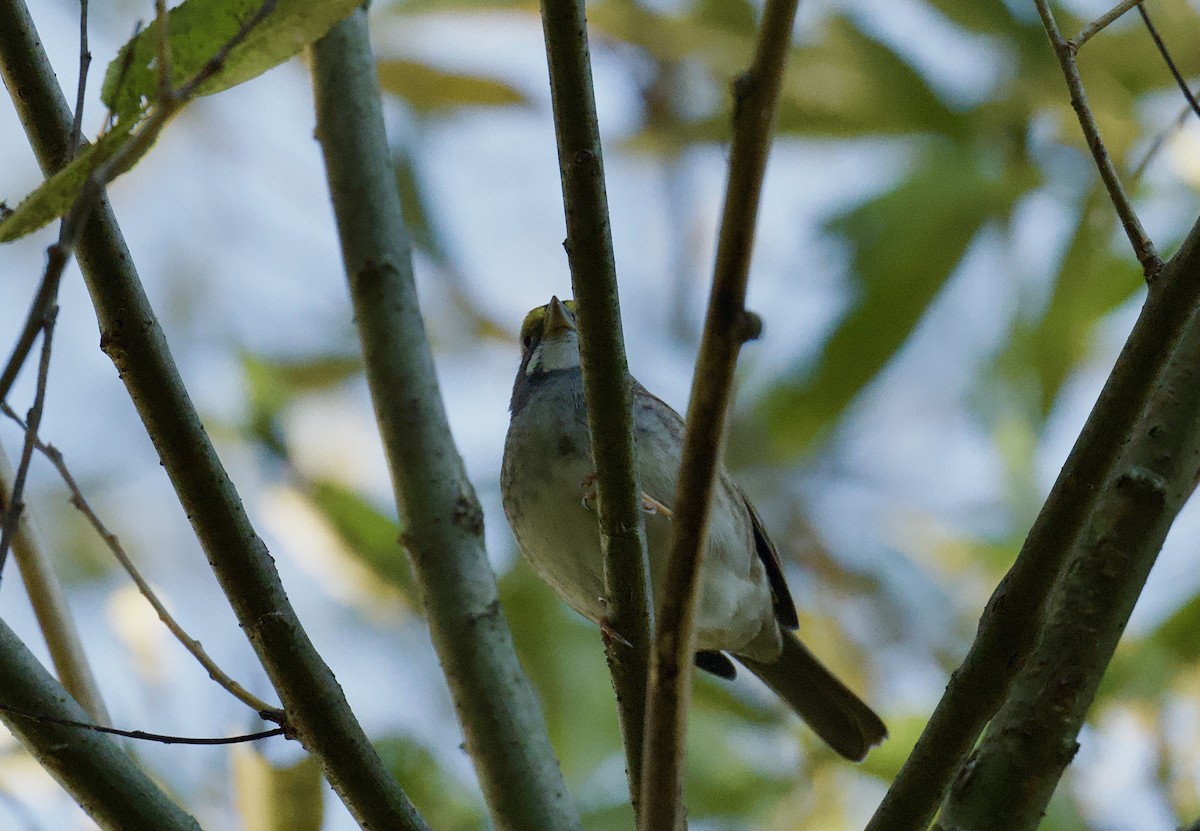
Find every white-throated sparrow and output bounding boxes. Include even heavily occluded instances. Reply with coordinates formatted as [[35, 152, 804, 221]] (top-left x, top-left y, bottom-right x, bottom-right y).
[[501, 297, 885, 760]]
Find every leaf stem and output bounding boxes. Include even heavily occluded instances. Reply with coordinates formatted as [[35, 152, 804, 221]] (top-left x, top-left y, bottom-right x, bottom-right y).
[[1038, 0, 1161, 277]]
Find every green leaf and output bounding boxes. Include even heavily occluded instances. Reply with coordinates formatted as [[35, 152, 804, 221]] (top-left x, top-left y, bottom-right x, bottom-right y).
[[761, 142, 1036, 457], [232, 749, 323, 831], [377, 60, 528, 113], [393, 142, 449, 265], [776, 16, 966, 139], [693, 0, 754, 32], [374, 735, 485, 831], [920, 0, 1023, 35], [241, 352, 363, 454], [101, 0, 361, 123], [1103, 591, 1200, 699], [0, 120, 138, 243], [306, 479, 418, 603]]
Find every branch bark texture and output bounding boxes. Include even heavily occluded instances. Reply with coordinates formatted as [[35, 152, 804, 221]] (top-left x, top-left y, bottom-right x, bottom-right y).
[[0, 3, 427, 828], [0, 616, 199, 830], [869, 215, 1200, 831], [310, 13, 579, 831], [538, 0, 654, 806], [936, 224, 1200, 831], [639, 1, 798, 828]]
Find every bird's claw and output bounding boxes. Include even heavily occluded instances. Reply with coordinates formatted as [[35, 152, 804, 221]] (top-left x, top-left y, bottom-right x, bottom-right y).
[[599, 615, 633, 649], [580, 473, 597, 511], [641, 492, 673, 518]]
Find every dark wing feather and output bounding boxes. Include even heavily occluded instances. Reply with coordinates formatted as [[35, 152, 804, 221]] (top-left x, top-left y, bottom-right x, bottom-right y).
[[633, 378, 799, 631], [741, 492, 799, 630]]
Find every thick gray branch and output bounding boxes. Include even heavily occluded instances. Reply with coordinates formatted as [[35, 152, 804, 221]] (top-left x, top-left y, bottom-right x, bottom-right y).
[[310, 12, 580, 831], [867, 215, 1200, 831], [936, 225, 1200, 830], [0, 617, 199, 830]]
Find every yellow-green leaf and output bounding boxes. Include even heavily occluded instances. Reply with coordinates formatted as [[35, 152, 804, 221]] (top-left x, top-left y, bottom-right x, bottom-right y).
[[377, 60, 528, 113], [102, 0, 362, 123], [232, 748, 323, 831]]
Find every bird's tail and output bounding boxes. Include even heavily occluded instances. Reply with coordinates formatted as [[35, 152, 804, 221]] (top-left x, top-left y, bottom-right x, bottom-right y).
[[737, 632, 886, 761]]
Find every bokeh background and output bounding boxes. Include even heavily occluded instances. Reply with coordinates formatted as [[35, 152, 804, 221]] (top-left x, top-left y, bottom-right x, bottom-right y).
[[3, 0, 1200, 828]]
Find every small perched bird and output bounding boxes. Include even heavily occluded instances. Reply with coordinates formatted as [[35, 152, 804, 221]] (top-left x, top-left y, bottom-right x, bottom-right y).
[[501, 297, 886, 760]]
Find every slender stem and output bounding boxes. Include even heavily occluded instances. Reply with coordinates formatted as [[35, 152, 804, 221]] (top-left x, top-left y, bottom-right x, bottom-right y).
[[866, 215, 1200, 831], [1037, 0, 1161, 277], [1131, 97, 1196, 182], [638, 1, 798, 828], [1137, 4, 1200, 121], [0, 2, 429, 828], [1, 407, 281, 720], [0, 306, 57, 574], [309, 12, 580, 831], [0, 615, 201, 830], [0, 443, 109, 725], [1071, 0, 1143, 50], [936, 230, 1200, 831], [537, 0, 654, 807], [0, 701, 284, 746]]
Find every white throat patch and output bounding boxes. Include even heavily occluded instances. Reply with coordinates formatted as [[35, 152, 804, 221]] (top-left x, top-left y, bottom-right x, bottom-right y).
[[528, 332, 581, 375]]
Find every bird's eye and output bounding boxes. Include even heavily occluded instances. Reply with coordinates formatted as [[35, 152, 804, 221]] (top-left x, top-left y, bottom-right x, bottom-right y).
[[522, 335, 533, 350]]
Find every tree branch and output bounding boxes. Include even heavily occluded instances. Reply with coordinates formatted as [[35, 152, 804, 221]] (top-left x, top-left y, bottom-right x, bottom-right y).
[[639, 0, 798, 828], [1, 407, 281, 721], [867, 215, 1200, 831], [1071, 0, 1143, 50], [309, 12, 580, 831], [0, 443, 108, 725], [0, 616, 200, 830], [0, 2, 428, 828], [936, 225, 1200, 831], [537, 0, 654, 807], [1037, 0, 1161, 277], [1137, 4, 1200, 122]]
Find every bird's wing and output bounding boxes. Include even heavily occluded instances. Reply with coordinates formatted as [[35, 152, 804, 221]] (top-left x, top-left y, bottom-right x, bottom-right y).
[[741, 490, 799, 630]]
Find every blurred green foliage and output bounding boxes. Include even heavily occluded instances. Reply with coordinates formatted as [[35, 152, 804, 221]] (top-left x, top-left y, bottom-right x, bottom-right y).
[[8, 0, 1200, 827]]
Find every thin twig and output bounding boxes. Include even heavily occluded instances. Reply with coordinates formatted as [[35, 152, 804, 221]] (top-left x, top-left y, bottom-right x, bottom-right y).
[[0, 0, 89, 414], [0, 403, 283, 721], [1130, 98, 1195, 182], [66, 0, 88, 160], [537, 0, 653, 810], [0, 700, 284, 745], [1036, 0, 1161, 277], [1071, 0, 1143, 50], [1138, 4, 1200, 121], [638, 0, 798, 828], [0, 587, 201, 828], [0, 306, 57, 575]]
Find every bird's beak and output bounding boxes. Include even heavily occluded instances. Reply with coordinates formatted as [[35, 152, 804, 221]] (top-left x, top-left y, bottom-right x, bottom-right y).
[[545, 296, 576, 337]]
